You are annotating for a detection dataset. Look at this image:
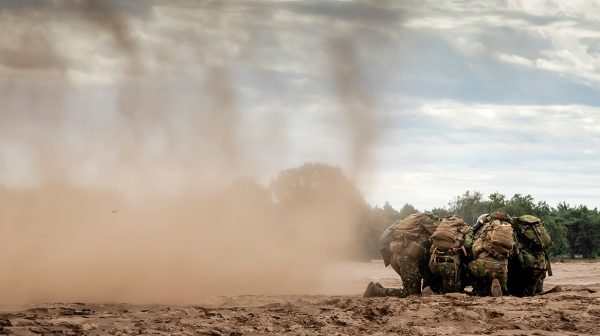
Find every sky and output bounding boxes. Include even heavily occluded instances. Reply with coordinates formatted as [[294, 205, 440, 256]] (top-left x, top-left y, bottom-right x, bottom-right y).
[[1, 0, 600, 210]]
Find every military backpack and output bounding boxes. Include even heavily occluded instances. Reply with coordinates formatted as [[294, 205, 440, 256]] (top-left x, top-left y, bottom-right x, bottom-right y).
[[428, 215, 471, 292], [512, 215, 552, 251], [430, 215, 471, 251], [379, 213, 439, 265], [473, 219, 514, 259]]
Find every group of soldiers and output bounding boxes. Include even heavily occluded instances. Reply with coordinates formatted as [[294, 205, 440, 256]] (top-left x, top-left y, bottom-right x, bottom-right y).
[[364, 210, 553, 298]]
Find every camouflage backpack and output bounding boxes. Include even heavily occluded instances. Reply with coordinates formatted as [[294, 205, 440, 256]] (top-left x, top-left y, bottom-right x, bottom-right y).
[[512, 215, 552, 251], [430, 215, 471, 251], [392, 213, 439, 236], [379, 213, 439, 264], [428, 215, 471, 292], [473, 219, 514, 259]]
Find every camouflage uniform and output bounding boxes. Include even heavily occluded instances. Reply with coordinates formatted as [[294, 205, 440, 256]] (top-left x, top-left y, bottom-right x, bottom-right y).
[[429, 255, 466, 293], [368, 213, 440, 297], [468, 252, 508, 296], [467, 211, 513, 296], [508, 249, 547, 296], [462, 218, 480, 291], [390, 249, 430, 295], [428, 215, 472, 294], [508, 215, 552, 296], [364, 281, 408, 297]]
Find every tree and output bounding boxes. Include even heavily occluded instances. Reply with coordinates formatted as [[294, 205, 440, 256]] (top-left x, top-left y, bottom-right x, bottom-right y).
[[504, 194, 536, 216], [486, 192, 506, 212], [269, 163, 371, 259], [559, 205, 600, 258], [398, 203, 419, 219], [430, 207, 451, 218], [447, 191, 487, 225], [270, 163, 365, 208]]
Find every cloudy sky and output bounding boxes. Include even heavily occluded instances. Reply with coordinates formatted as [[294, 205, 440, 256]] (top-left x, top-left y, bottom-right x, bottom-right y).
[[1, 0, 599, 210]]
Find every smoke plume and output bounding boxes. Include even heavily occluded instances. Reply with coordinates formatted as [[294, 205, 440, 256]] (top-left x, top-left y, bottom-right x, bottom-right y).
[[0, 0, 394, 303]]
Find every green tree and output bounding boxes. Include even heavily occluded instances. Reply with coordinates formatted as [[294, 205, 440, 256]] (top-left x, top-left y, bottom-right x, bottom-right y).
[[398, 203, 419, 219], [486, 192, 506, 212], [362, 203, 398, 258], [544, 214, 569, 256], [447, 191, 487, 225], [504, 194, 536, 216], [559, 205, 600, 258], [430, 207, 451, 218]]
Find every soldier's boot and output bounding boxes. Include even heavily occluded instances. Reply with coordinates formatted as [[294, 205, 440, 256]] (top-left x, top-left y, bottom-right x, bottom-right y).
[[491, 278, 502, 297], [364, 282, 409, 298], [421, 286, 434, 296], [381, 287, 409, 297], [363, 281, 384, 297]]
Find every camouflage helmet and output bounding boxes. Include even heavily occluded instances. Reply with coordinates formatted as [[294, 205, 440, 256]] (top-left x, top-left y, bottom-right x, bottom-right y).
[[490, 210, 510, 221]]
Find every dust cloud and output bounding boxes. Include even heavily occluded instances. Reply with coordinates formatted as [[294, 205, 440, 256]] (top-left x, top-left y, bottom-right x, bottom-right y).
[[0, 1, 393, 303]]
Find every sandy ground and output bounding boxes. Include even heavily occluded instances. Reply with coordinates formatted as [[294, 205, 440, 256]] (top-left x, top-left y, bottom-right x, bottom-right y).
[[1, 260, 599, 335]]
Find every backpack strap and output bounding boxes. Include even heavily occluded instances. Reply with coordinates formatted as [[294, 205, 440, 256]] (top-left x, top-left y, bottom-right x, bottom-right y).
[[429, 246, 438, 266]]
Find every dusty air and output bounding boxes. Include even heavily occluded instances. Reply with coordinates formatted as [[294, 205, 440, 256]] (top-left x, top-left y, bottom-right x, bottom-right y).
[[0, 1, 599, 335]]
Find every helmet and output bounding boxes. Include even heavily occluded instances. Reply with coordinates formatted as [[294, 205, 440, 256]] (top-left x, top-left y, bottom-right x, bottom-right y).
[[475, 213, 489, 226], [490, 210, 509, 220]]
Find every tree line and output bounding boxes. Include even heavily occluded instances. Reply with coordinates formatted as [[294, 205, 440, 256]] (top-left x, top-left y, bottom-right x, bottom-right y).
[[258, 163, 600, 260], [364, 191, 600, 260]]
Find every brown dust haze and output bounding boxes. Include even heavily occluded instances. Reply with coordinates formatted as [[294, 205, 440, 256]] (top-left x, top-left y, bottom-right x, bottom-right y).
[[0, 1, 390, 303]]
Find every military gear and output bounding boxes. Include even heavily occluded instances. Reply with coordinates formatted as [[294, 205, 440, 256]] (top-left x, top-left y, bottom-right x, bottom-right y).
[[476, 214, 489, 226], [380, 213, 441, 295], [472, 213, 489, 233], [430, 215, 470, 251], [468, 251, 509, 296], [490, 210, 510, 221], [380, 246, 393, 267], [508, 250, 548, 296], [390, 253, 425, 295], [428, 215, 471, 293], [512, 215, 552, 251], [473, 219, 514, 260], [469, 214, 513, 296], [393, 212, 439, 235], [379, 223, 396, 267], [508, 215, 553, 296], [379, 213, 438, 266]]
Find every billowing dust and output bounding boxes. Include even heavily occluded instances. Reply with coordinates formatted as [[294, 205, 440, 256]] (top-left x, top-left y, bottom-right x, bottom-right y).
[[0, 1, 387, 303]]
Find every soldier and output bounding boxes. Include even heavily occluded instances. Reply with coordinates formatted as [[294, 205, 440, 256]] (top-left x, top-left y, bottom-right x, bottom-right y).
[[508, 215, 553, 296], [364, 212, 440, 297], [467, 210, 514, 297], [428, 215, 472, 293]]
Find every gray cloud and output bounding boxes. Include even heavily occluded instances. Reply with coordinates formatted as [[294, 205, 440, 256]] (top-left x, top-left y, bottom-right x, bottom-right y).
[[0, 33, 64, 71], [274, 0, 403, 24], [1, 0, 600, 209]]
